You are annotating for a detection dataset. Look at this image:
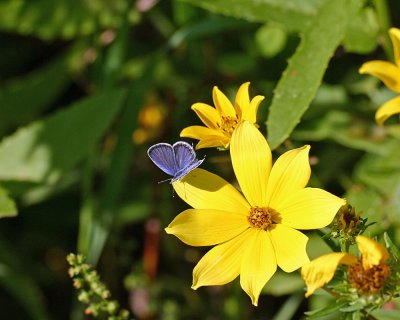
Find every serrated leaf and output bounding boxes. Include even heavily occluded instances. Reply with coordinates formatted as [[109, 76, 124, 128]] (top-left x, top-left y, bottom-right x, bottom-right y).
[[0, 89, 126, 183], [0, 186, 17, 218], [0, 0, 131, 40], [181, 0, 327, 32], [0, 55, 70, 136], [266, 0, 363, 149]]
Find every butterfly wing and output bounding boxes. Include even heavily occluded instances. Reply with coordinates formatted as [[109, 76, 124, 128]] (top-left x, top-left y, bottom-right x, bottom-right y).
[[173, 141, 197, 170], [147, 143, 177, 177], [172, 141, 204, 181], [173, 158, 205, 181]]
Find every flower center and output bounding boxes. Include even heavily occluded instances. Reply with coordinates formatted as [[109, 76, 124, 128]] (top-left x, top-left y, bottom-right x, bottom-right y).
[[348, 258, 390, 294], [248, 206, 279, 230], [219, 115, 239, 136]]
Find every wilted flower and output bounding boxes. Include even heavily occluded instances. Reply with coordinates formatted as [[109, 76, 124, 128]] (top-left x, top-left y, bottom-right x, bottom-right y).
[[301, 236, 390, 297]]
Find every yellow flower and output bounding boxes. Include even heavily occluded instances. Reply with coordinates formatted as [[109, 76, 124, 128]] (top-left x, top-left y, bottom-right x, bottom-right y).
[[301, 235, 390, 297], [166, 121, 345, 306], [180, 82, 264, 149], [359, 28, 400, 125]]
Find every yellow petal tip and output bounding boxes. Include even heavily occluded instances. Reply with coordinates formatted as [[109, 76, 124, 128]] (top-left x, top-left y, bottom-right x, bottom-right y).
[[191, 284, 200, 290], [164, 227, 172, 234]]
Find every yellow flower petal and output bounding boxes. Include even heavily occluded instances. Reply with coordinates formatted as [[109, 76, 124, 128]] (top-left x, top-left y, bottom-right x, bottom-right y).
[[301, 252, 357, 297], [195, 137, 230, 149], [277, 188, 346, 229], [180, 125, 224, 140], [240, 229, 276, 306], [390, 28, 400, 67], [266, 145, 311, 208], [165, 209, 249, 246], [359, 60, 400, 93], [192, 229, 251, 289], [246, 95, 264, 123], [212, 86, 236, 117], [269, 224, 309, 272], [191, 103, 221, 129], [375, 95, 400, 125], [180, 126, 228, 149], [356, 235, 389, 269], [230, 121, 272, 206], [172, 168, 250, 213], [234, 82, 250, 120], [233, 82, 265, 124]]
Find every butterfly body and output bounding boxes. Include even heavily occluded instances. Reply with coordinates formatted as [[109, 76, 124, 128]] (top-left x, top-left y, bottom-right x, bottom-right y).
[[147, 141, 204, 182]]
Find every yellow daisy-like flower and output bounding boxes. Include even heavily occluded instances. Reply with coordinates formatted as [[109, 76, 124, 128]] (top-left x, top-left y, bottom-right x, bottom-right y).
[[180, 82, 264, 149], [166, 121, 345, 306], [359, 28, 400, 125], [301, 235, 390, 297]]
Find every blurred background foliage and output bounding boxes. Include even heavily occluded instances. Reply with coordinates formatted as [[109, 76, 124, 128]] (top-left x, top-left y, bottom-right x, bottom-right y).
[[0, 0, 400, 319]]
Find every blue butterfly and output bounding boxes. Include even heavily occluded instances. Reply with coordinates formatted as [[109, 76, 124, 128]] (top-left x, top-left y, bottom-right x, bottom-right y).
[[147, 141, 205, 182]]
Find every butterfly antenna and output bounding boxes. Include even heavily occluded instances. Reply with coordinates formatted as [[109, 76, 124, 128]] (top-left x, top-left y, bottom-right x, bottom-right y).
[[158, 177, 172, 184]]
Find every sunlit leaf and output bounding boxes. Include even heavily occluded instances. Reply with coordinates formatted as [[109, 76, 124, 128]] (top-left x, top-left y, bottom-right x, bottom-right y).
[[266, 0, 363, 149], [0, 186, 17, 218], [0, 89, 126, 183]]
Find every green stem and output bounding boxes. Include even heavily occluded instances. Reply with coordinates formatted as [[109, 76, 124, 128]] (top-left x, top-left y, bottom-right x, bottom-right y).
[[86, 58, 159, 265], [316, 229, 340, 252], [373, 0, 393, 60], [77, 150, 96, 254]]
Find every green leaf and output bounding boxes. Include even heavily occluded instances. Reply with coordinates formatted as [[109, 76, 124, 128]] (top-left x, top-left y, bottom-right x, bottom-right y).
[[266, 0, 363, 149], [255, 23, 288, 58], [0, 186, 17, 218], [383, 232, 400, 261], [339, 303, 364, 312], [0, 236, 50, 320], [292, 110, 392, 154], [0, 55, 70, 136], [343, 6, 379, 54], [264, 271, 305, 296], [346, 138, 400, 233], [0, 89, 126, 183], [0, 263, 49, 320], [181, 0, 327, 32], [272, 292, 304, 320], [305, 300, 348, 318], [0, 0, 132, 40], [370, 309, 400, 320]]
